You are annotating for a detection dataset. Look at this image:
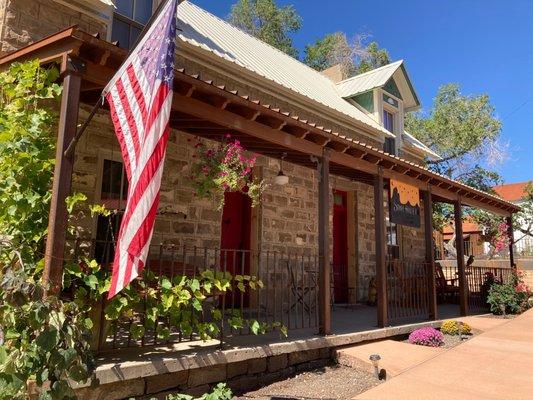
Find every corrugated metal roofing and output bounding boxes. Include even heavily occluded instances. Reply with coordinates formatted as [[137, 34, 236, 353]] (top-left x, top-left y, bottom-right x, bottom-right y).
[[177, 1, 395, 139], [336, 60, 403, 98]]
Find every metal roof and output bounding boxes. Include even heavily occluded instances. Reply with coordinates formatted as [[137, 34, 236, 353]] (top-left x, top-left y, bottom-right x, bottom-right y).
[[336, 60, 420, 111], [177, 1, 395, 139]]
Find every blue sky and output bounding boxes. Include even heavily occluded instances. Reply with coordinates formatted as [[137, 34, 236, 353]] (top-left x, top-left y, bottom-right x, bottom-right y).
[[192, 0, 533, 184]]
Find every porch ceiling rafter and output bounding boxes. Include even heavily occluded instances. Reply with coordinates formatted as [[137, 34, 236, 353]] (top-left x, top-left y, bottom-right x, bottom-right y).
[[0, 26, 520, 217]]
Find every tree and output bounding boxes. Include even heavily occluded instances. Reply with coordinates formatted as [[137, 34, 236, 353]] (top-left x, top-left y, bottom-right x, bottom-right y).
[[304, 34, 391, 76], [356, 41, 391, 74], [229, 0, 302, 58], [405, 84, 504, 178]]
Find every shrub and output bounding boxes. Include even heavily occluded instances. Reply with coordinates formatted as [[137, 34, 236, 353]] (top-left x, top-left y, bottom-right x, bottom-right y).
[[440, 320, 472, 335], [486, 272, 530, 315], [408, 327, 444, 347]]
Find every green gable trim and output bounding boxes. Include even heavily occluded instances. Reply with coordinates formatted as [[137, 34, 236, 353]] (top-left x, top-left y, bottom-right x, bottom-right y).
[[383, 78, 402, 100], [352, 91, 374, 113]]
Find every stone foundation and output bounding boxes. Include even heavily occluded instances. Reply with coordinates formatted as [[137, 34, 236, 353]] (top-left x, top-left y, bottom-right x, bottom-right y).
[[75, 348, 333, 400]]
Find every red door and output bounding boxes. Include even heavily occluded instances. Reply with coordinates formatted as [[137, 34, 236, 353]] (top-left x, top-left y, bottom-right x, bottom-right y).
[[333, 190, 348, 303], [220, 192, 252, 307]]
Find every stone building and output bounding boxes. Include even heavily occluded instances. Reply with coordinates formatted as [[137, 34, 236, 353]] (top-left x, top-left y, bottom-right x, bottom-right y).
[[0, 0, 518, 335]]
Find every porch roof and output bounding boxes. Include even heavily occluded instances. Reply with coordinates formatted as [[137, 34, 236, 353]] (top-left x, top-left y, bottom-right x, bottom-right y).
[[0, 27, 521, 217]]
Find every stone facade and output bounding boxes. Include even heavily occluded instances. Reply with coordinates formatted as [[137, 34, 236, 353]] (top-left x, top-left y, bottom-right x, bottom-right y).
[[1, 0, 429, 306]]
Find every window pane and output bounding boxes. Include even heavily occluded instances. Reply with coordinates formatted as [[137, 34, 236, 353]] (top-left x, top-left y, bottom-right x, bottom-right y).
[[101, 160, 127, 200], [134, 0, 153, 24], [112, 18, 130, 49], [384, 110, 394, 132], [130, 25, 142, 48], [115, 0, 134, 19]]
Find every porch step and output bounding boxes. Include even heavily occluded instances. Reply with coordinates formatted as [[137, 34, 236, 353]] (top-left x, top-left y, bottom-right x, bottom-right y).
[[335, 340, 444, 379]]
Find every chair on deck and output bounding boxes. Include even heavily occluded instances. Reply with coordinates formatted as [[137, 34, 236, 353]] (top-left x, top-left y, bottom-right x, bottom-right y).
[[435, 262, 460, 303]]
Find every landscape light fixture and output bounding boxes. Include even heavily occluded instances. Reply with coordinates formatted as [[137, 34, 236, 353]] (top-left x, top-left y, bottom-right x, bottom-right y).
[[369, 354, 381, 379], [274, 152, 289, 186]]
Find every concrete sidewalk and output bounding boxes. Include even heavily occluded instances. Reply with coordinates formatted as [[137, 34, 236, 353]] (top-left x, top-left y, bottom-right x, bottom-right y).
[[355, 310, 533, 400]]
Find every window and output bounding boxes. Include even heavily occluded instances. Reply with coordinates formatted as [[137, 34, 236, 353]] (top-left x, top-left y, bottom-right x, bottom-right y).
[[94, 159, 127, 264], [384, 189, 400, 259], [383, 109, 394, 133], [383, 109, 396, 155], [384, 137, 396, 155], [112, 0, 154, 49]]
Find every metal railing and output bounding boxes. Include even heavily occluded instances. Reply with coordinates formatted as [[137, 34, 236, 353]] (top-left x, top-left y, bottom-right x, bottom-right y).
[[436, 262, 513, 312], [67, 239, 320, 350], [386, 260, 431, 322]]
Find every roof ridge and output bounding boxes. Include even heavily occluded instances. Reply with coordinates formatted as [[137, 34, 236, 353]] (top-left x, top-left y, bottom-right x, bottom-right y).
[[182, 1, 335, 82], [336, 59, 404, 85]]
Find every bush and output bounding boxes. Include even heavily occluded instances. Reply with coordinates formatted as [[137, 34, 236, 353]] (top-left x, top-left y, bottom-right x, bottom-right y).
[[408, 327, 443, 347], [486, 272, 530, 315], [146, 383, 233, 400], [440, 320, 472, 336]]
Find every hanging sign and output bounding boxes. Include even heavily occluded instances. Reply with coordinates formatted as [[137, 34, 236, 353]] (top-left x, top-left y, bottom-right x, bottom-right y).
[[389, 179, 421, 228]]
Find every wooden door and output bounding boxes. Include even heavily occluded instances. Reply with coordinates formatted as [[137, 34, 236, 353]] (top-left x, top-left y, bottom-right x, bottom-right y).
[[333, 190, 348, 303]]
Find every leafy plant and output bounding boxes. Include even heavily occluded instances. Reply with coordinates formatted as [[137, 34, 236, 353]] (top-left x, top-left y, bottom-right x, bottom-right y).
[[158, 383, 233, 400], [190, 136, 267, 210], [0, 60, 61, 265], [487, 272, 529, 316], [105, 267, 286, 341], [0, 264, 94, 400], [408, 327, 443, 347], [440, 320, 471, 336]]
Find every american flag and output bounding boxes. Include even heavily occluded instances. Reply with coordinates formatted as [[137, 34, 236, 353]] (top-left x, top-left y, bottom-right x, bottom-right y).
[[103, 0, 178, 298]]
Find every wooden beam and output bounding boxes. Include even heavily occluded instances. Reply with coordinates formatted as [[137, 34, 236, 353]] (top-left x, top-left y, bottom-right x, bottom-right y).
[[172, 94, 324, 157], [454, 199, 468, 316], [374, 168, 387, 327], [43, 70, 82, 296], [318, 149, 331, 335], [422, 189, 438, 320], [507, 216, 516, 269]]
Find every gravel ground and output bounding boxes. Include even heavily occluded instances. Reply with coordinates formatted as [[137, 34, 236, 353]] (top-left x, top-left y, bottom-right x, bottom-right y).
[[236, 365, 380, 400]]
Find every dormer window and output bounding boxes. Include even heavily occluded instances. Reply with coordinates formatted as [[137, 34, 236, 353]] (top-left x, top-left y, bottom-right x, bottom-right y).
[[112, 0, 154, 49], [383, 109, 394, 133]]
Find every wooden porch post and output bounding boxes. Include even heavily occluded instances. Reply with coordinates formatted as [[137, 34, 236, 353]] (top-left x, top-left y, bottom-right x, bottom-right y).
[[43, 68, 82, 296], [318, 149, 331, 335], [422, 189, 438, 320], [374, 167, 387, 327], [506, 215, 516, 270], [454, 199, 468, 316]]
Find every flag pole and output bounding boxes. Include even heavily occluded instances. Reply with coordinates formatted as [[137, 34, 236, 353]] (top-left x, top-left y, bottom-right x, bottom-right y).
[[64, 0, 179, 157]]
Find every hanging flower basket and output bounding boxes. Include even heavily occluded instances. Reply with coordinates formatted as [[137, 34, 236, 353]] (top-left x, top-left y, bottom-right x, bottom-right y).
[[190, 135, 267, 210]]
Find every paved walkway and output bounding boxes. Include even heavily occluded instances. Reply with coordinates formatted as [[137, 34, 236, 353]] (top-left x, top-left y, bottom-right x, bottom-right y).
[[354, 310, 533, 400]]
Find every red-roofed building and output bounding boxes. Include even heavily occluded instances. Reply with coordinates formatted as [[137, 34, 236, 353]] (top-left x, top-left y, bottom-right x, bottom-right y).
[[493, 182, 531, 203]]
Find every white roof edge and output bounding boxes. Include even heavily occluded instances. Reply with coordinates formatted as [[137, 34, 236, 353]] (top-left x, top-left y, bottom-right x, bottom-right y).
[[403, 131, 441, 160]]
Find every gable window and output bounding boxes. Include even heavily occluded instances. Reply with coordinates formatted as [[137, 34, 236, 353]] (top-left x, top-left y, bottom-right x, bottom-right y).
[[383, 109, 394, 133], [112, 0, 154, 49], [94, 159, 127, 264]]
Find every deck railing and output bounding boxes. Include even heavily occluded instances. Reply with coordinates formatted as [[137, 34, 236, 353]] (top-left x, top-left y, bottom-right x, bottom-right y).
[[437, 263, 513, 312], [67, 239, 320, 350], [386, 260, 431, 322]]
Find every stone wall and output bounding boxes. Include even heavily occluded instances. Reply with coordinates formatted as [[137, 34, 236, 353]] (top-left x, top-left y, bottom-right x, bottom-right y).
[[0, 0, 108, 56], [75, 348, 333, 399]]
